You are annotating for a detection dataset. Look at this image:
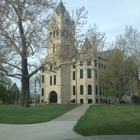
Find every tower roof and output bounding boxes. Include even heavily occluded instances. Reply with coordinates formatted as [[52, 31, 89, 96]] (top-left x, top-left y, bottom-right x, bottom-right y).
[[82, 38, 92, 50], [55, 1, 66, 15]]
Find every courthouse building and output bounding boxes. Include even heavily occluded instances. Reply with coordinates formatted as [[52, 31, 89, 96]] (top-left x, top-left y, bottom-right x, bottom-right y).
[[40, 1, 114, 104]]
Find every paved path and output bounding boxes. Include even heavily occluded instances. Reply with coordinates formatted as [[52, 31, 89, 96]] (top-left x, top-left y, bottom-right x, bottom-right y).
[[0, 104, 140, 140]]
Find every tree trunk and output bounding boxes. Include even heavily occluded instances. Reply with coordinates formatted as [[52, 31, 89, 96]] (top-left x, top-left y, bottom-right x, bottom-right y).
[[19, 19, 30, 107], [20, 57, 30, 107], [116, 95, 122, 104], [21, 76, 30, 107]]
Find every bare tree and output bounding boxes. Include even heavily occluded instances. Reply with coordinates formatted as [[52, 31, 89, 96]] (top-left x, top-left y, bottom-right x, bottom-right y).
[[0, 1, 107, 107], [0, 0, 56, 107]]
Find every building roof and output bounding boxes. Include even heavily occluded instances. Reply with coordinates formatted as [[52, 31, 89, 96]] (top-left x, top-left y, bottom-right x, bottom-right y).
[[82, 38, 92, 50], [99, 48, 118, 59], [55, 1, 66, 15]]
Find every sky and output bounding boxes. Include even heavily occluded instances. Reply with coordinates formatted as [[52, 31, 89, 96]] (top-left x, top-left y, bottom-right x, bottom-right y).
[[64, 0, 140, 42], [12, 0, 140, 88]]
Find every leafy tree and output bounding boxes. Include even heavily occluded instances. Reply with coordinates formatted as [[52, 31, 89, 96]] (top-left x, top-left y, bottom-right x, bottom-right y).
[[116, 26, 140, 91], [0, 84, 8, 102], [104, 88, 117, 97], [99, 49, 134, 104]]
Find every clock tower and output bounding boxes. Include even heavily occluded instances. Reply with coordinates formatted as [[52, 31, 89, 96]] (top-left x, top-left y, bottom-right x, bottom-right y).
[[40, 1, 75, 104], [47, 1, 75, 61]]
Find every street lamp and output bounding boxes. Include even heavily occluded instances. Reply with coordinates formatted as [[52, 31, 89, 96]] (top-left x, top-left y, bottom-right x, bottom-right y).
[[33, 78, 37, 107], [15, 92, 17, 104]]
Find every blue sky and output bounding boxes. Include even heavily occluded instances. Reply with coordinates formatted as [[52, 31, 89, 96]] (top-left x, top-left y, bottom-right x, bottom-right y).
[[64, 0, 140, 42], [12, 0, 140, 87]]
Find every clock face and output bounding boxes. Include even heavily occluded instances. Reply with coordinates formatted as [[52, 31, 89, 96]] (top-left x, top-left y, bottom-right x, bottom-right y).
[[65, 19, 70, 25], [52, 18, 56, 25]]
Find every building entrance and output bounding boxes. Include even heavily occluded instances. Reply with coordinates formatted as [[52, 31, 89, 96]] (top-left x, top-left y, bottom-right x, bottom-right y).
[[50, 91, 57, 103]]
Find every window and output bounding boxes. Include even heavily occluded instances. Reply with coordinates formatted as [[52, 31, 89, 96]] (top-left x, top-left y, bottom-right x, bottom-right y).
[[102, 86, 104, 95], [54, 75, 56, 85], [50, 76, 52, 85], [96, 85, 98, 95], [88, 99, 92, 104], [50, 32, 52, 38], [73, 62, 76, 68], [80, 99, 83, 104], [42, 88, 44, 96], [67, 44, 68, 50], [56, 29, 59, 36], [87, 60, 91, 66], [53, 44, 55, 53], [66, 31, 68, 37], [73, 71, 75, 80], [71, 99, 75, 103], [66, 44, 68, 55], [53, 31, 55, 37], [80, 69, 83, 79], [42, 67, 44, 73], [88, 85, 92, 95], [95, 60, 97, 67], [80, 85, 84, 95], [50, 65, 52, 71], [104, 64, 106, 69], [42, 75, 44, 83], [80, 62, 83, 66], [99, 63, 100, 69], [96, 98, 98, 103], [73, 86, 75, 95], [102, 64, 104, 69], [95, 69, 97, 79], [100, 86, 101, 95], [100, 99, 102, 103], [63, 29, 65, 36], [87, 69, 91, 78]]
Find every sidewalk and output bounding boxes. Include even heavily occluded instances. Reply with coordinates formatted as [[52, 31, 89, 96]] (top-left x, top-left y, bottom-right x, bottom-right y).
[[0, 104, 90, 140], [0, 104, 140, 140]]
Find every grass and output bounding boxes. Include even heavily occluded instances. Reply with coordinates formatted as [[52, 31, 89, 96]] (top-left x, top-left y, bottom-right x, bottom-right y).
[[0, 104, 79, 124], [74, 104, 140, 136]]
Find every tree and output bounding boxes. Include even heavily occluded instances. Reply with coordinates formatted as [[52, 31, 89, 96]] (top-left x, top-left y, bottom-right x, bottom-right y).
[[0, 73, 12, 103], [99, 49, 134, 104], [0, 84, 8, 102], [0, 1, 106, 107], [0, 0, 56, 107], [116, 26, 140, 90]]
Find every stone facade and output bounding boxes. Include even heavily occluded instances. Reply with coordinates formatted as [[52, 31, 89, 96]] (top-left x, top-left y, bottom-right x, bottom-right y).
[[40, 2, 114, 104]]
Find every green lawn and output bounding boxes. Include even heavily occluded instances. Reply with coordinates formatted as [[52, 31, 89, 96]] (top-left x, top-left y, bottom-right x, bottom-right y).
[[0, 104, 79, 124], [74, 104, 140, 136]]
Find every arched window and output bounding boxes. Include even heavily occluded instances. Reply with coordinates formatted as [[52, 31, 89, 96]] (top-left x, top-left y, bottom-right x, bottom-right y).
[[88, 85, 92, 95], [80, 85, 84, 95]]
